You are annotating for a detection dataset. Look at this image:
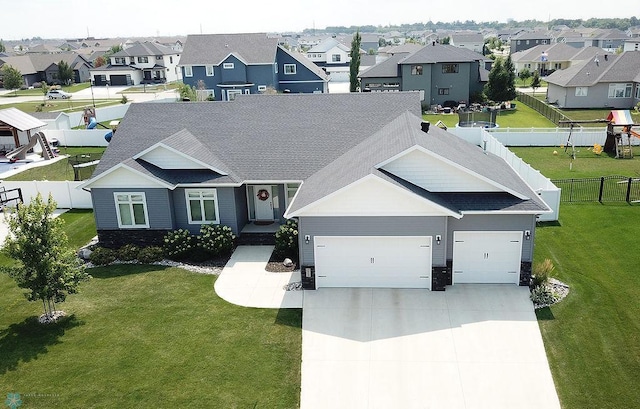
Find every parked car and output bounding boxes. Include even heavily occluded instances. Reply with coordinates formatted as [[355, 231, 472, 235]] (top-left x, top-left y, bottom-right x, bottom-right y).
[[46, 89, 72, 99]]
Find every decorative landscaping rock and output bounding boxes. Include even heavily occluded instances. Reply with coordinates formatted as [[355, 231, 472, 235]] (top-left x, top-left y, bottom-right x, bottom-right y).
[[39, 310, 66, 324], [283, 281, 303, 291], [532, 278, 570, 309], [283, 258, 294, 267], [77, 247, 93, 260]]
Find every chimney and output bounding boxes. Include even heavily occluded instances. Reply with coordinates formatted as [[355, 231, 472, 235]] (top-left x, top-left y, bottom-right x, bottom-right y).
[[421, 121, 430, 133]]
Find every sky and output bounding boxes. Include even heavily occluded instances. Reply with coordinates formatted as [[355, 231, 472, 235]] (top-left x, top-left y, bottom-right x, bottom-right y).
[[1, 0, 637, 40]]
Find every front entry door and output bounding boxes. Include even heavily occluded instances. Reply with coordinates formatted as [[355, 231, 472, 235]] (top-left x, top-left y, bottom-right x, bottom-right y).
[[254, 185, 273, 220]]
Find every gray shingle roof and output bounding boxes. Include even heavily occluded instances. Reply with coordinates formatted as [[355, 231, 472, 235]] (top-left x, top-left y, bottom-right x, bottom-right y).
[[308, 38, 349, 53], [359, 53, 406, 78], [511, 44, 605, 63], [113, 41, 176, 57], [93, 92, 423, 182], [179, 33, 278, 65], [277, 46, 328, 80], [545, 51, 640, 87], [287, 111, 550, 214], [450, 33, 484, 44], [513, 31, 552, 40], [401, 44, 487, 64]]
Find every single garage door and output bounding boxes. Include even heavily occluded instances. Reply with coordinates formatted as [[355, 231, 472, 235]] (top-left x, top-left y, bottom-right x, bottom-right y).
[[109, 75, 129, 86], [314, 236, 432, 289], [452, 231, 522, 284]]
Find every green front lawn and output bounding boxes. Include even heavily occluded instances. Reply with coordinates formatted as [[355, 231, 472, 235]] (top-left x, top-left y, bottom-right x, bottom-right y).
[[509, 147, 640, 179], [3, 147, 106, 181], [535, 204, 640, 409], [0, 265, 302, 408], [1, 83, 91, 97], [0, 99, 120, 113]]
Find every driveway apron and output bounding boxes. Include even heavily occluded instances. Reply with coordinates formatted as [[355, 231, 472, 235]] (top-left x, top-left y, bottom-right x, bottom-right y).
[[301, 285, 561, 409]]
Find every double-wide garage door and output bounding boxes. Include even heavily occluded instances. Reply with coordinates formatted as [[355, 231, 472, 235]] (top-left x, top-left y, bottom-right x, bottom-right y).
[[314, 236, 432, 289], [452, 231, 523, 284]]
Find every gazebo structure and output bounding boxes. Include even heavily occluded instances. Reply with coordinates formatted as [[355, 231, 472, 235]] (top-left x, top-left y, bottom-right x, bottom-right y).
[[0, 108, 54, 161]]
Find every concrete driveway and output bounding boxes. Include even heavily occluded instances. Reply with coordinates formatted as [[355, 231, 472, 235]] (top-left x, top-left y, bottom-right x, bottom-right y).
[[301, 285, 560, 409]]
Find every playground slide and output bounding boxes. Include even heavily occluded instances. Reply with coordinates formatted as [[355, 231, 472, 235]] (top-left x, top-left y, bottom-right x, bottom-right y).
[[5, 134, 39, 160], [630, 130, 640, 139]]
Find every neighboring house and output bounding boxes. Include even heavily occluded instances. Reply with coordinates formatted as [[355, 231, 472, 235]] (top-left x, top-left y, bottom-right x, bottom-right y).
[[81, 92, 550, 290], [0, 53, 92, 86], [360, 43, 490, 106], [449, 33, 484, 54], [306, 37, 351, 81], [90, 41, 181, 86], [378, 44, 424, 59], [179, 33, 328, 100], [510, 31, 552, 53], [511, 44, 605, 75], [360, 33, 381, 54], [584, 29, 628, 52], [546, 51, 640, 109], [624, 39, 640, 52]]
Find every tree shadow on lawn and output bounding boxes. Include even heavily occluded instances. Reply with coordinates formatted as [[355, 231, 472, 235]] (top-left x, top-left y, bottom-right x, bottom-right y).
[[0, 314, 83, 374], [87, 263, 172, 279]]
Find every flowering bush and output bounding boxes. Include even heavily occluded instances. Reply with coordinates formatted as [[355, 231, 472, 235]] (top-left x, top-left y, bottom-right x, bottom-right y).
[[274, 219, 299, 260], [163, 229, 195, 260], [198, 224, 235, 258], [137, 246, 164, 264]]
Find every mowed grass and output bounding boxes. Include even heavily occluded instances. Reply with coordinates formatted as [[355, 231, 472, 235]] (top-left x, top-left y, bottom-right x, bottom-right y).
[[0, 265, 302, 408], [423, 102, 556, 129], [509, 147, 640, 179], [4, 147, 106, 181], [0, 99, 119, 113], [0, 83, 91, 97], [534, 203, 640, 409]]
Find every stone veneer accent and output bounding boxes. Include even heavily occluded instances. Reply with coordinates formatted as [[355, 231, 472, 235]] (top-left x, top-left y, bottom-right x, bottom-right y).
[[97, 229, 169, 249]]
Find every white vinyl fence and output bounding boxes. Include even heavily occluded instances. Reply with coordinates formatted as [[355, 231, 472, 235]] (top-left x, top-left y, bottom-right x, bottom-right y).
[[450, 127, 561, 221], [1, 181, 91, 209], [64, 103, 131, 129], [486, 126, 639, 147], [46, 129, 110, 147]]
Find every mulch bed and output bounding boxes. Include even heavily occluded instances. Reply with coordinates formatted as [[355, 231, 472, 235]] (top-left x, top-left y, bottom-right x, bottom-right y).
[[265, 251, 298, 272]]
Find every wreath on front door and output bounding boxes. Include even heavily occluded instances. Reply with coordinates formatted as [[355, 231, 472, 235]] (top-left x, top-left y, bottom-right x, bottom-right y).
[[257, 189, 270, 201]]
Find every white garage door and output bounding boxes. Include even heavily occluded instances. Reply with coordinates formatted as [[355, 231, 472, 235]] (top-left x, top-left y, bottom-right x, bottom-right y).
[[452, 231, 522, 284], [314, 236, 432, 289]]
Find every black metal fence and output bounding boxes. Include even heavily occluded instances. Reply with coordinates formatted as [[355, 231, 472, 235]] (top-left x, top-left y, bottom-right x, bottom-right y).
[[516, 91, 569, 126], [552, 176, 640, 203]]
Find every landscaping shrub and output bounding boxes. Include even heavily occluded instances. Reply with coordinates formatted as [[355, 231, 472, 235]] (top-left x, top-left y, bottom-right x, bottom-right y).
[[120, 95, 128, 104], [89, 247, 116, 266], [163, 229, 195, 260], [274, 219, 298, 260], [198, 224, 235, 258], [33, 81, 43, 88], [117, 244, 139, 261], [532, 258, 555, 287], [137, 246, 164, 264], [530, 284, 558, 306]]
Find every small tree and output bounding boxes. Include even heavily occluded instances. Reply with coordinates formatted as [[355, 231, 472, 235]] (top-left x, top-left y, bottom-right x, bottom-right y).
[[349, 30, 362, 92], [440, 36, 450, 45], [2, 194, 90, 322], [531, 70, 541, 94], [1, 65, 24, 95], [178, 82, 196, 101], [41, 81, 49, 102], [58, 60, 74, 85], [94, 56, 106, 68], [518, 68, 531, 86], [0, 39, 5, 53], [504, 54, 517, 100]]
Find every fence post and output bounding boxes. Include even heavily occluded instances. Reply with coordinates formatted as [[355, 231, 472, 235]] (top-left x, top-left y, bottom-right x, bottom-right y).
[[599, 177, 605, 203], [626, 178, 633, 203]]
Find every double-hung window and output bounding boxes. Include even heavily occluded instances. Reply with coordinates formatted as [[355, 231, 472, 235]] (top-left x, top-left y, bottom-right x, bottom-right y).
[[206, 65, 214, 76], [284, 64, 296, 75], [186, 189, 219, 224], [184, 66, 193, 77], [114, 193, 149, 228]]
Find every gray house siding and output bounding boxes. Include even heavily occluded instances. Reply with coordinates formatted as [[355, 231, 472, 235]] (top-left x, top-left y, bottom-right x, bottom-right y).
[[298, 216, 448, 266], [548, 83, 637, 109], [234, 186, 249, 232], [446, 214, 536, 261], [401, 63, 432, 103], [92, 188, 174, 230], [171, 187, 242, 235], [431, 62, 471, 104]]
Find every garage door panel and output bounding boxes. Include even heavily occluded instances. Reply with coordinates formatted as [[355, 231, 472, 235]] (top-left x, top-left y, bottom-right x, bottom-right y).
[[315, 236, 432, 289], [452, 232, 522, 284]]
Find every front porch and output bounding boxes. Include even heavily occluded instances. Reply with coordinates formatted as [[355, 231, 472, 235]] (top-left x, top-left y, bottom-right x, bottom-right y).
[[238, 221, 279, 245]]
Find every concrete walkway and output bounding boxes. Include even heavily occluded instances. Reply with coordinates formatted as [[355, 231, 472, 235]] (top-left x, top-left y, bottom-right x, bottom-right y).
[[214, 245, 303, 308]]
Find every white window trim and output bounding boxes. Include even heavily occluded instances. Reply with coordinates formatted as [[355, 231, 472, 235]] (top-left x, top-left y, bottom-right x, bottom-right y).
[[608, 83, 633, 98], [185, 189, 220, 225], [575, 87, 588, 97], [223, 62, 234, 69], [257, 85, 267, 92], [184, 66, 193, 77], [114, 192, 150, 229], [285, 183, 300, 208], [284, 64, 297, 75], [206, 65, 214, 76]]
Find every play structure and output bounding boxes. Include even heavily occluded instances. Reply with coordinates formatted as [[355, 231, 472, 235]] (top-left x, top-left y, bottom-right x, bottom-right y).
[[6, 131, 55, 161], [604, 110, 640, 159], [0, 107, 55, 162], [82, 106, 118, 143]]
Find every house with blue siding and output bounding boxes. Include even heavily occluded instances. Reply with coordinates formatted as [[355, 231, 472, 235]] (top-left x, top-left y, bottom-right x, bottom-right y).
[[81, 92, 551, 291], [179, 33, 327, 100]]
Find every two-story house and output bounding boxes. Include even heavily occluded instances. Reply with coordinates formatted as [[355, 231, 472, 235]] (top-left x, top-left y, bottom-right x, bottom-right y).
[[306, 37, 352, 81], [510, 43, 604, 76], [179, 33, 328, 101], [510, 31, 553, 53], [89, 41, 181, 86], [360, 43, 490, 107], [449, 33, 485, 54]]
